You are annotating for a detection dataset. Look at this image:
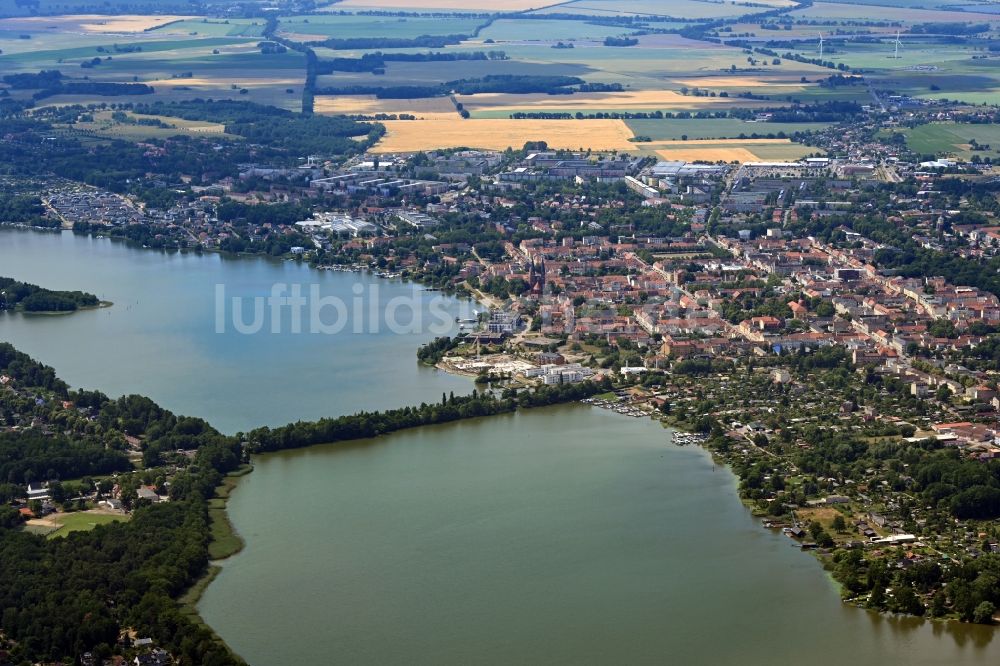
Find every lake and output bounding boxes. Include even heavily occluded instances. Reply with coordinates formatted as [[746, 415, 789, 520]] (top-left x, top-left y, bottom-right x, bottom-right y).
[[1, 228, 997, 664], [199, 405, 998, 665], [0, 228, 474, 433]]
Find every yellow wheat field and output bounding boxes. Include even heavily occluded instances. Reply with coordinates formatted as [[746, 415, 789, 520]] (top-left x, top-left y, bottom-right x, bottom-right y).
[[0, 15, 195, 33], [314, 95, 459, 119], [371, 118, 636, 153], [654, 147, 761, 162]]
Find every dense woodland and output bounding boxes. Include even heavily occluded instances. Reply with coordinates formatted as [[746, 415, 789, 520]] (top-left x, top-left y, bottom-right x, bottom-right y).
[[0, 192, 55, 228], [0, 343, 244, 664], [0, 276, 99, 312]]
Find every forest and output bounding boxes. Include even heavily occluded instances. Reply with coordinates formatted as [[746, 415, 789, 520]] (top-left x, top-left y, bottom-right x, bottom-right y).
[[32, 82, 153, 101], [0, 431, 129, 485], [0, 192, 54, 228], [0, 343, 245, 664], [0, 276, 100, 312]]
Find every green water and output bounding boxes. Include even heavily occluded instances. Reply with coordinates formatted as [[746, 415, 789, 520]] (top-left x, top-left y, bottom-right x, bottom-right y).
[[2, 228, 997, 664], [0, 228, 473, 433], [200, 406, 997, 665]]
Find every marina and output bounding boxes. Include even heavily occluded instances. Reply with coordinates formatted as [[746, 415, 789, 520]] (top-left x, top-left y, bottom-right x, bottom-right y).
[[580, 396, 651, 418]]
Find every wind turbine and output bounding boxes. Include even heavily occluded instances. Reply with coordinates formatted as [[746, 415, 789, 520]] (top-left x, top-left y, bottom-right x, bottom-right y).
[[818, 32, 825, 60], [891, 30, 902, 59]]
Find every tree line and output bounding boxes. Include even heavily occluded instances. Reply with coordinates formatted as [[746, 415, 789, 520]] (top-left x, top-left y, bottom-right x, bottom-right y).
[[0, 276, 99, 313], [316, 75, 621, 100], [246, 380, 609, 453]]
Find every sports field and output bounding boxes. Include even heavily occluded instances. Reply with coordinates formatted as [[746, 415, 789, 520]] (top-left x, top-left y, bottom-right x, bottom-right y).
[[24, 510, 129, 539]]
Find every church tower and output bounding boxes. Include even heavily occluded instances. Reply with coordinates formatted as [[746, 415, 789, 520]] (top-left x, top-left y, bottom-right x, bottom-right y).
[[529, 257, 545, 296]]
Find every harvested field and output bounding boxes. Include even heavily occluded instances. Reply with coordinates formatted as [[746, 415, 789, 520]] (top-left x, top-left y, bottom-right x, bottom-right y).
[[674, 76, 807, 88], [150, 75, 302, 88], [0, 14, 196, 33], [372, 118, 636, 152], [653, 139, 816, 163], [654, 146, 761, 162], [314, 95, 459, 119]]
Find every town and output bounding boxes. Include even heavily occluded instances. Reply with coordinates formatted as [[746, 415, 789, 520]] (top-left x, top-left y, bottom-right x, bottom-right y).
[[3, 80, 1000, 662]]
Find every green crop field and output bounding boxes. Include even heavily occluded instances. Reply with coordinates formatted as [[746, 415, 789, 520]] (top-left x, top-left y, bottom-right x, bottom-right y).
[[1, 0, 996, 133], [790, 1, 1000, 23], [885, 122, 1000, 159], [805, 0, 981, 7], [278, 14, 487, 39], [550, 0, 788, 19], [0, 37, 257, 72], [772, 33, 1000, 104], [626, 118, 832, 140], [0, 0, 274, 17], [478, 19, 640, 42]]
